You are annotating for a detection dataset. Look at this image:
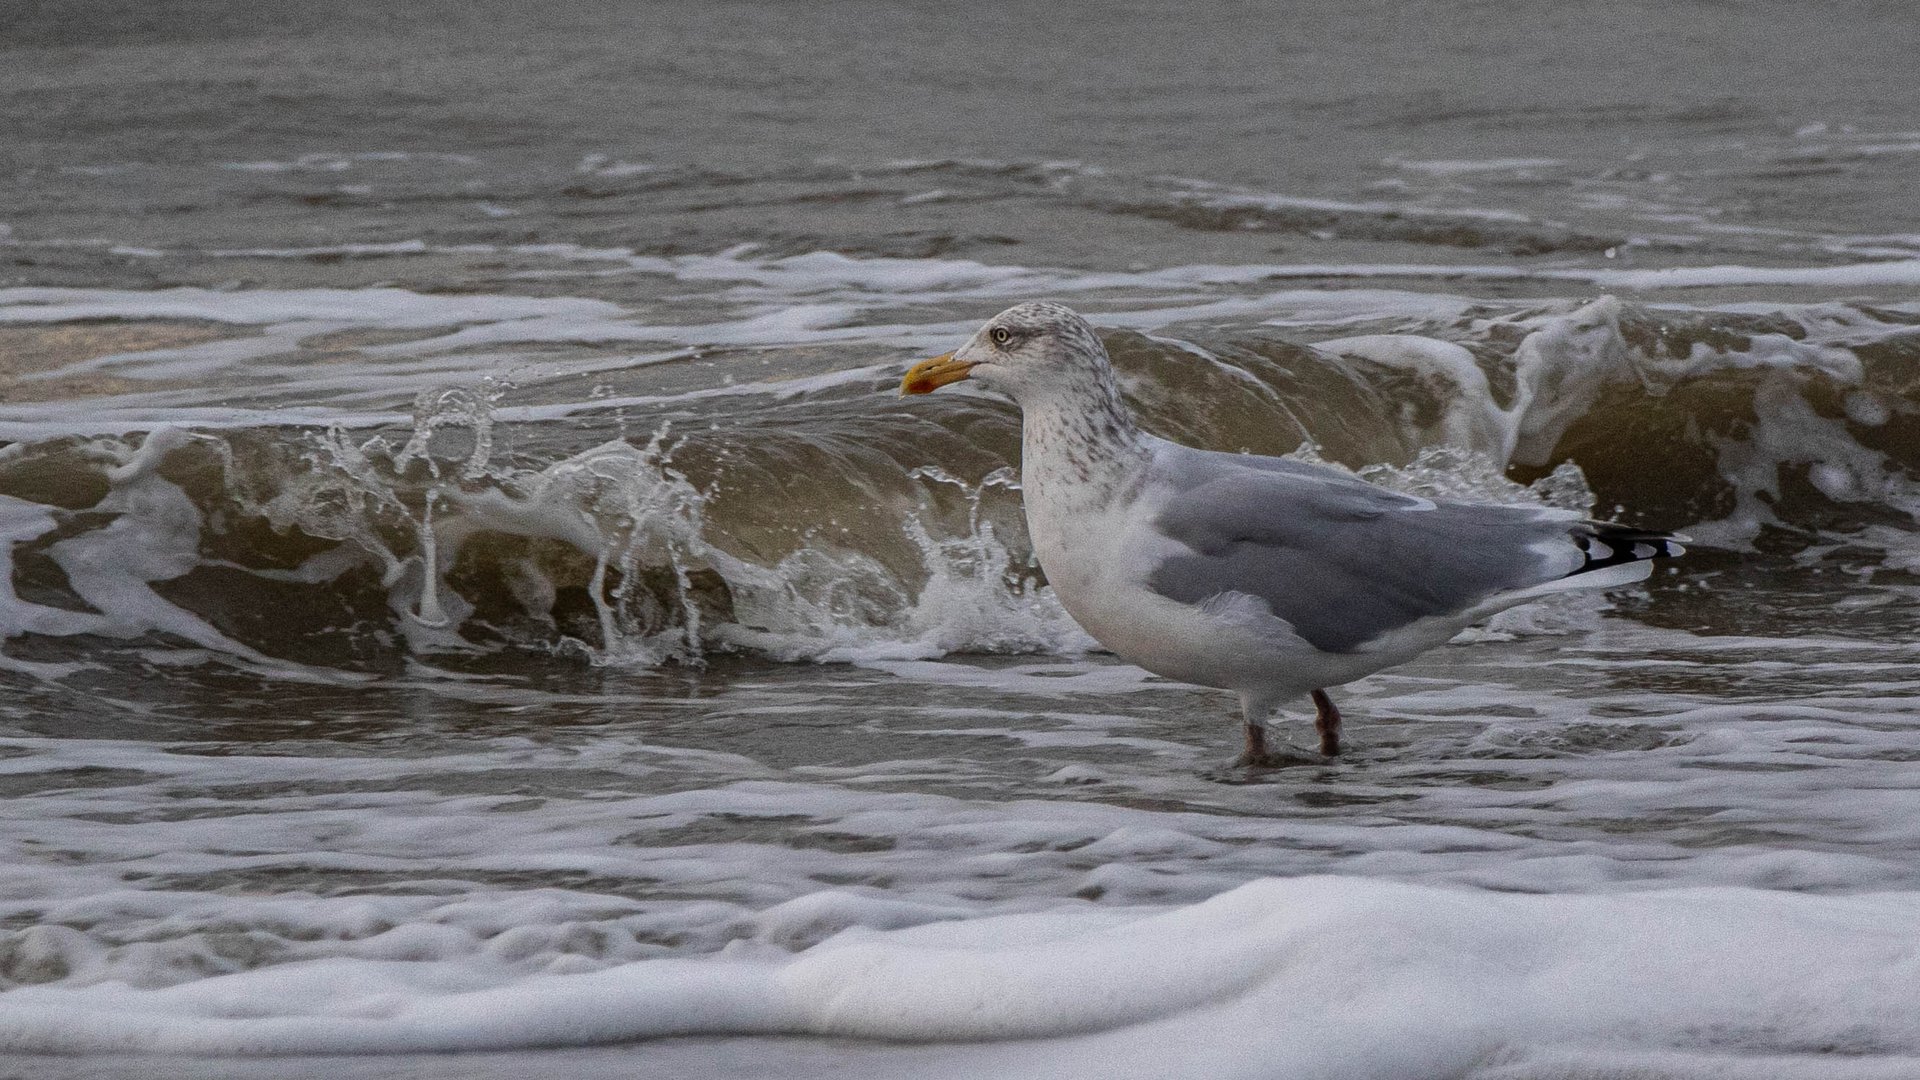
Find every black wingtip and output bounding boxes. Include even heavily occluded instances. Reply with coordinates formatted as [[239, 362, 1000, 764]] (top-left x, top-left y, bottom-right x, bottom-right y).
[[1568, 523, 1687, 577]]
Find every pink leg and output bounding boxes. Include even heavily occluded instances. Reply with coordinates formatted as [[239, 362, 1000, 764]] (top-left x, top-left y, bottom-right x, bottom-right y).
[[1312, 689, 1342, 757], [1243, 722, 1269, 762]]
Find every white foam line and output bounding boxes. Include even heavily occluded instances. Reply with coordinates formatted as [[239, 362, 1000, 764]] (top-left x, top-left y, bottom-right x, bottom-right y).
[[216, 151, 481, 173], [0, 286, 621, 326], [16, 242, 1920, 304], [1188, 189, 1544, 225], [1388, 156, 1567, 176], [1572, 261, 1920, 289], [1, 250, 1913, 443], [0, 409, 412, 441], [2, 877, 1918, 1068], [0, 362, 905, 440], [1241, 259, 1920, 290]]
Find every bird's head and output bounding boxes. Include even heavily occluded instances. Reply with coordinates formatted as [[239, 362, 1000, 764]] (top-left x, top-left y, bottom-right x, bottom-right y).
[[900, 302, 1115, 407]]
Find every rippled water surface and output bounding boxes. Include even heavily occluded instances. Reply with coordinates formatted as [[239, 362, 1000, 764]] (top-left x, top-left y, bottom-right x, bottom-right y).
[[4, 1, 1920, 1075]]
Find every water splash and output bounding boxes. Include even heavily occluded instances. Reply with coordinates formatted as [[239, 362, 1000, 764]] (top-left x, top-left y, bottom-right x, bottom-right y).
[[718, 464, 1091, 663]]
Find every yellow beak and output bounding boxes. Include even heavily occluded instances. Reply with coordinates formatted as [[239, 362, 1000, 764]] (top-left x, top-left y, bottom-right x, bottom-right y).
[[900, 353, 977, 395]]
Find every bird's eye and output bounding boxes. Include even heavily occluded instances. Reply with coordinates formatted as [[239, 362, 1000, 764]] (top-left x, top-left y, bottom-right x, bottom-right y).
[[989, 327, 1012, 346]]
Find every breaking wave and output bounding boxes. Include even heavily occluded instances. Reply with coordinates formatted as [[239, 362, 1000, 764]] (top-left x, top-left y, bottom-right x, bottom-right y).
[[2, 280, 1917, 675]]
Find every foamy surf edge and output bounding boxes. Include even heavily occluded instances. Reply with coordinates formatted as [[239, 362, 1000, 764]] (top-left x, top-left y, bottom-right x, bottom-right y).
[[4, 876, 1916, 1076]]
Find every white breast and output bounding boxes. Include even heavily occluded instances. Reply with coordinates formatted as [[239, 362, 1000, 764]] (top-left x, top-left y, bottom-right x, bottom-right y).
[[1025, 468, 1287, 693]]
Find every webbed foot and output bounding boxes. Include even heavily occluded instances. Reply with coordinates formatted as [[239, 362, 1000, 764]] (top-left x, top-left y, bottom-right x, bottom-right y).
[[1238, 721, 1332, 768]]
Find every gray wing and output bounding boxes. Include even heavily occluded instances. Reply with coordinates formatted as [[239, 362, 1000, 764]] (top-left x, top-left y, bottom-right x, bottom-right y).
[[1144, 449, 1583, 653]]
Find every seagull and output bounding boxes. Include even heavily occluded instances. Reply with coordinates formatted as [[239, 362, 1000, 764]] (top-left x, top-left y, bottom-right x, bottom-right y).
[[901, 301, 1685, 766]]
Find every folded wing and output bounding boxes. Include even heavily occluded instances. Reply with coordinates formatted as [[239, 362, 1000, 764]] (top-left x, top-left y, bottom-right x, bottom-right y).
[[1144, 448, 1681, 654]]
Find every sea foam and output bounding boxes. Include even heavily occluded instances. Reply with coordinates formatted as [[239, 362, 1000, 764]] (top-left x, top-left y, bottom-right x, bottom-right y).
[[2, 876, 1917, 1079]]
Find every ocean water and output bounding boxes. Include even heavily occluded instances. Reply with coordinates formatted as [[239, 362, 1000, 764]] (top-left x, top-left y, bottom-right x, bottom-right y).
[[3, 1, 1920, 1076]]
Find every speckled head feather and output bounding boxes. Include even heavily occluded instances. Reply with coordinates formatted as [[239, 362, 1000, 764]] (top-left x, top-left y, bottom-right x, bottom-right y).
[[951, 302, 1137, 430], [947, 301, 1148, 494], [958, 302, 1105, 384]]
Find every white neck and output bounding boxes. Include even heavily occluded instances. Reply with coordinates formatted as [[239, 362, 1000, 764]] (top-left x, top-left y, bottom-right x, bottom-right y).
[[1017, 380, 1152, 510]]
